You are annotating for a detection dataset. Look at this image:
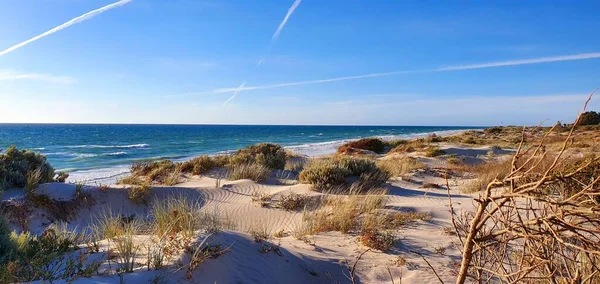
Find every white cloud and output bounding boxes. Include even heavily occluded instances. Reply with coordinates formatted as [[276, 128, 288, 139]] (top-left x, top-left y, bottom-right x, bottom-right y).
[[0, 70, 73, 84]]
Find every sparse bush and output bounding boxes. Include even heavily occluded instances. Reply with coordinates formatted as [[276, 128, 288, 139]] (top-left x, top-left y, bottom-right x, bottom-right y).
[[230, 143, 286, 170], [337, 138, 386, 154], [128, 183, 153, 204], [277, 192, 309, 210], [178, 156, 223, 175], [284, 158, 306, 172], [388, 139, 429, 154], [424, 147, 446, 157], [0, 145, 55, 190], [151, 195, 202, 238], [230, 163, 270, 182], [484, 126, 503, 134], [0, 227, 86, 282], [120, 160, 177, 185], [251, 190, 272, 207], [420, 182, 442, 189], [359, 228, 395, 252], [376, 157, 424, 177], [462, 136, 478, 144], [300, 157, 390, 192], [299, 159, 350, 190]]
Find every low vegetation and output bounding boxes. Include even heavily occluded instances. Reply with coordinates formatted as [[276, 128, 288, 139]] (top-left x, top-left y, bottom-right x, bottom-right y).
[[229, 143, 286, 170], [0, 145, 57, 190], [230, 163, 270, 182], [376, 157, 424, 177], [299, 157, 390, 191], [337, 138, 386, 155]]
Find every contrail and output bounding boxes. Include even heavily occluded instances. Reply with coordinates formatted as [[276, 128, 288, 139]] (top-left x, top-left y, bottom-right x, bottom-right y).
[[222, 81, 246, 106], [212, 52, 600, 94], [272, 0, 302, 41], [0, 0, 132, 57], [213, 70, 423, 94], [225, 0, 302, 104], [436, 52, 600, 71]]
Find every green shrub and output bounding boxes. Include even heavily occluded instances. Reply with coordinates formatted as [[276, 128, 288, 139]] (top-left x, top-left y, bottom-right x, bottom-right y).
[[230, 163, 270, 182], [0, 145, 55, 190], [337, 138, 386, 154], [299, 158, 389, 191], [299, 159, 351, 190], [229, 143, 286, 170]]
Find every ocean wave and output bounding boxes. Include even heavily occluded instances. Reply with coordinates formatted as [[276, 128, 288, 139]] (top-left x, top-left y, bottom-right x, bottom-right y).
[[64, 144, 150, 149], [46, 152, 98, 158], [107, 151, 127, 156]]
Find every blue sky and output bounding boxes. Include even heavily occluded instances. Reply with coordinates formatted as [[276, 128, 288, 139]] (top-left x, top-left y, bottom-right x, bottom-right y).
[[0, 0, 599, 126]]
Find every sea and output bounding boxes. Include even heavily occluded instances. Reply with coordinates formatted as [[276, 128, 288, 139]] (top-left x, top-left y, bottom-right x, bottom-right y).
[[0, 124, 479, 184]]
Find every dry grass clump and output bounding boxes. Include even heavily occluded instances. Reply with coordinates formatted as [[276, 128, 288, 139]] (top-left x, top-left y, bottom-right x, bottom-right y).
[[420, 182, 442, 189], [376, 157, 424, 177], [179, 155, 228, 175], [284, 158, 306, 172], [299, 190, 387, 235], [151, 195, 202, 239], [456, 158, 512, 193], [424, 146, 446, 157], [229, 143, 287, 170], [128, 183, 153, 204], [337, 138, 386, 155], [388, 139, 429, 154], [299, 157, 390, 192], [118, 160, 176, 185], [277, 192, 310, 211], [251, 190, 272, 207], [230, 163, 270, 182]]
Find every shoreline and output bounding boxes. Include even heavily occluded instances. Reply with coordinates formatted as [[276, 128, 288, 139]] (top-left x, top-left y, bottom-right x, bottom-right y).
[[66, 128, 478, 185]]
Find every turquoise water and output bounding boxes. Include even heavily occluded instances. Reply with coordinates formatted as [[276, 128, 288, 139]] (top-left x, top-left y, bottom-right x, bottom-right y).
[[0, 124, 477, 183]]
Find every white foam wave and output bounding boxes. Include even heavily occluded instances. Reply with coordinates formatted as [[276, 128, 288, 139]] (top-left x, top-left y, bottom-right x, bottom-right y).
[[46, 152, 98, 158], [65, 143, 149, 149], [107, 151, 127, 156]]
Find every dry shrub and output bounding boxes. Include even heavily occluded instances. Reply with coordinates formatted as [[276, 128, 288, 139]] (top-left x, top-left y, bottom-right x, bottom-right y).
[[420, 182, 442, 189], [284, 158, 306, 172], [119, 160, 176, 185], [250, 190, 272, 207], [359, 228, 395, 251], [178, 156, 219, 175], [277, 192, 310, 211], [376, 157, 424, 177], [230, 163, 270, 182], [424, 146, 446, 157], [388, 139, 429, 154], [337, 138, 386, 155], [452, 94, 600, 284], [128, 183, 152, 204]]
